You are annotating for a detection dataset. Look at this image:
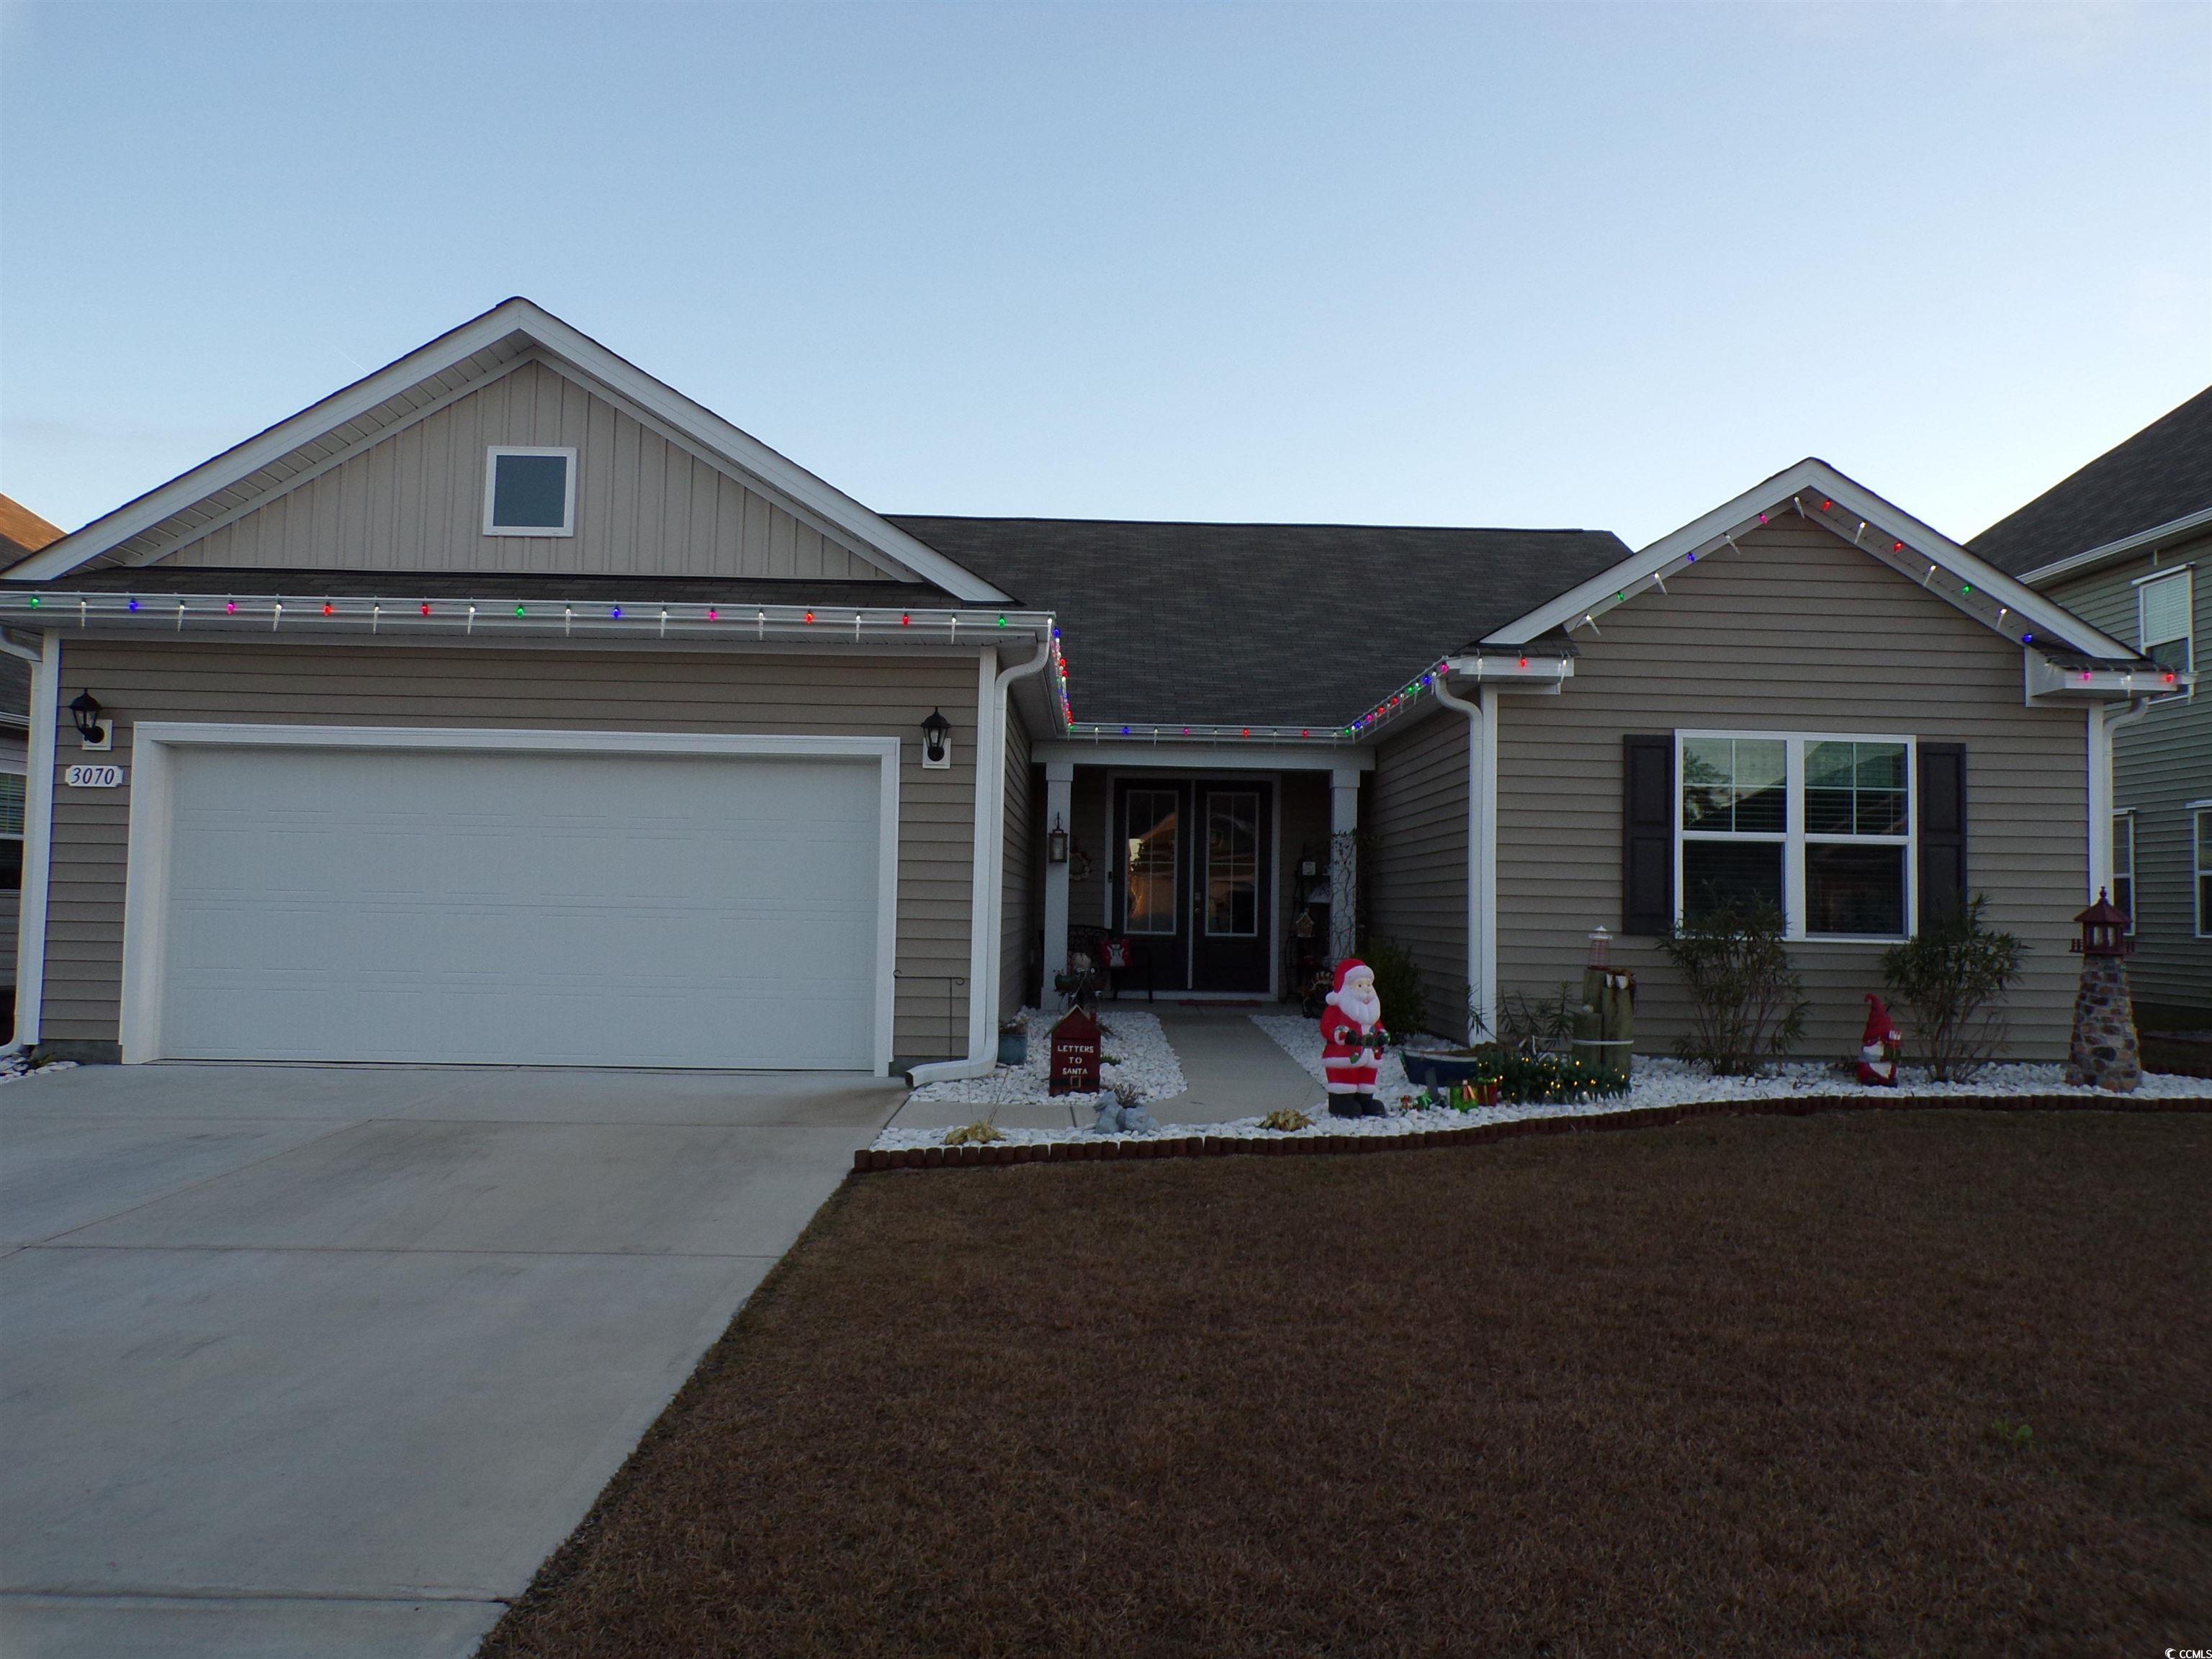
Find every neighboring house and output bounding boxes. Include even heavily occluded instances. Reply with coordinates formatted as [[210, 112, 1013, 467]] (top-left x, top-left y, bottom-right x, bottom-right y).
[[0, 493, 64, 1040], [0, 300, 2167, 1074], [1973, 387, 2212, 1028]]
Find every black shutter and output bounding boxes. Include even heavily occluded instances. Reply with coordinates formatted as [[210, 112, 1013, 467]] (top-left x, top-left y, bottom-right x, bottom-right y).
[[1917, 742, 1967, 930], [1622, 734, 1674, 935]]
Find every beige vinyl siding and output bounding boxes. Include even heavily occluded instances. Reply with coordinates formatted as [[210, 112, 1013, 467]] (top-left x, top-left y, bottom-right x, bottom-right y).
[[2042, 527, 2212, 1016], [1365, 711, 1468, 1040], [159, 359, 897, 583], [1498, 518, 2090, 1061], [1001, 714, 1038, 1018], [37, 639, 981, 1061]]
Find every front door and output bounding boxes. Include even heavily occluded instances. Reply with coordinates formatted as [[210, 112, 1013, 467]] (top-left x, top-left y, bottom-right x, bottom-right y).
[[1112, 780, 1272, 995]]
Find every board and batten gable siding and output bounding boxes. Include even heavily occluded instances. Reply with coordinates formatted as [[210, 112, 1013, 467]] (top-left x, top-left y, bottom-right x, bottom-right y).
[[1001, 714, 1038, 1019], [156, 359, 895, 583], [2041, 527, 2212, 1016], [36, 639, 982, 1062], [1364, 709, 1469, 1040], [1497, 517, 2090, 1060]]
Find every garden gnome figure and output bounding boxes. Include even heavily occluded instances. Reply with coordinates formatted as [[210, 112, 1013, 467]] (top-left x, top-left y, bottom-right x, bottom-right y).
[[1856, 994, 1902, 1087], [1321, 958, 1388, 1118]]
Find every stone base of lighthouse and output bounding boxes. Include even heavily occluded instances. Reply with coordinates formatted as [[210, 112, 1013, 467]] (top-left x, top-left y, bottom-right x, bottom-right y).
[[2064, 954, 2141, 1093]]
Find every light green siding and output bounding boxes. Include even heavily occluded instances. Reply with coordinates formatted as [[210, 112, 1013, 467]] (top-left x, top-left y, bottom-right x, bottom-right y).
[[1365, 710, 1469, 1040], [2041, 526, 2212, 1020]]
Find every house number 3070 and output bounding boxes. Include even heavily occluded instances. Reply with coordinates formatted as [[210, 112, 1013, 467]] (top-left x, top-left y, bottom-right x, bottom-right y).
[[63, 765, 124, 789]]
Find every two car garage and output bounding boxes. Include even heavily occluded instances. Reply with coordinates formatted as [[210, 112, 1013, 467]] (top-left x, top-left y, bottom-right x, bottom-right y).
[[114, 728, 897, 1072]]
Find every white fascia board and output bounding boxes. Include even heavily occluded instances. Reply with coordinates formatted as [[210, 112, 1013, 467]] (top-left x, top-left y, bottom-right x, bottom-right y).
[[1480, 458, 2135, 662], [11, 304, 542, 583], [14, 299, 1012, 605], [2024, 652, 2193, 703], [2015, 506, 2212, 588], [1033, 739, 1373, 772], [1442, 654, 1574, 691]]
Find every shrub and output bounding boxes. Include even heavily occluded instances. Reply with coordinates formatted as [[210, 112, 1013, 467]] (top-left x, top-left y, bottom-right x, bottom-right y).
[[1480, 984, 1578, 1056], [943, 1121, 1005, 1147], [1659, 899, 1808, 1074], [1881, 895, 2027, 1082], [1359, 937, 1429, 1041], [1451, 1043, 1627, 1105], [1259, 1107, 1313, 1133]]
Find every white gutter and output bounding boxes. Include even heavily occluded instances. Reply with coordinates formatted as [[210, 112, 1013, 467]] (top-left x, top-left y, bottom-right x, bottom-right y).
[[2017, 505, 2212, 588], [10, 633, 56, 1053], [1430, 677, 1496, 1046], [908, 637, 1053, 1086]]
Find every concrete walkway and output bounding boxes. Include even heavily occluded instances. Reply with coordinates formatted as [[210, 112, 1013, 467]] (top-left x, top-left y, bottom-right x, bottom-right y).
[[0, 1062, 904, 1659], [886, 1004, 1323, 1133], [1146, 1004, 1326, 1120]]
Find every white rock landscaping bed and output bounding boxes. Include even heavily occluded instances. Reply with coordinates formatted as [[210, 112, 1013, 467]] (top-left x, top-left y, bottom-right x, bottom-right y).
[[899, 1007, 1186, 1111], [871, 1012, 2208, 1154], [0, 1053, 76, 1087]]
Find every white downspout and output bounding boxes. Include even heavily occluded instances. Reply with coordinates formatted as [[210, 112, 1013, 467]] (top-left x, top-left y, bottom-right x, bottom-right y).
[[1431, 677, 1496, 1046], [6, 633, 57, 1056], [2087, 696, 2152, 902], [908, 637, 1052, 1085]]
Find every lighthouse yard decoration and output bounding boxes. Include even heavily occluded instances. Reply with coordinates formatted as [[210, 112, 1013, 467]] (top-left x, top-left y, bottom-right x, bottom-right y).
[[2064, 890, 2141, 1094]]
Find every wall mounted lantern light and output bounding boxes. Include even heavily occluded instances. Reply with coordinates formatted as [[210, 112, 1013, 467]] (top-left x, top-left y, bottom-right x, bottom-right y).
[[68, 691, 111, 751], [920, 707, 953, 770], [1047, 815, 1069, 865]]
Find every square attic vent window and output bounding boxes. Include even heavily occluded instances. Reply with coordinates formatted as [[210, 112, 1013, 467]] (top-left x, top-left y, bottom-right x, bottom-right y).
[[484, 447, 576, 536]]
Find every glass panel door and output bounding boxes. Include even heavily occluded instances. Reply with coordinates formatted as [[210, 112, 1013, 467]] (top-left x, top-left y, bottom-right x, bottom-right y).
[[1123, 788, 1180, 935], [1191, 781, 1272, 993]]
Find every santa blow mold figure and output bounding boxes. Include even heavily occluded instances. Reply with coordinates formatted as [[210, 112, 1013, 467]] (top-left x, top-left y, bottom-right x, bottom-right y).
[[1857, 994, 1902, 1087], [1321, 959, 1390, 1118]]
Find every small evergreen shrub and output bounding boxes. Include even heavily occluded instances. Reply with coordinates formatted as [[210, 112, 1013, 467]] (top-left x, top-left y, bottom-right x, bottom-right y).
[[1359, 937, 1429, 1041], [1660, 899, 1808, 1074], [1881, 896, 2028, 1082]]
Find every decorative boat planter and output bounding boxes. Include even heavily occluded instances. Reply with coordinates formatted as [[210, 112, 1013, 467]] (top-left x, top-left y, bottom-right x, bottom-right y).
[[1401, 1051, 1493, 1089]]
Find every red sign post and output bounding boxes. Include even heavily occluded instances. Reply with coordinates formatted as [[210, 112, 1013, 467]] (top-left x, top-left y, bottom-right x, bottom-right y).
[[1048, 1005, 1101, 1095]]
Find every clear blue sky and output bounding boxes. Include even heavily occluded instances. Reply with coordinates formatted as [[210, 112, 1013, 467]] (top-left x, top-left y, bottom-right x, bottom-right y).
[[4, 1, 2207, 549]]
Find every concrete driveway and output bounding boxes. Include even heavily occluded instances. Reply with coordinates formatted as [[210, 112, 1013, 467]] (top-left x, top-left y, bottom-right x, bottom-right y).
[[0, 1062, 903, 1658]]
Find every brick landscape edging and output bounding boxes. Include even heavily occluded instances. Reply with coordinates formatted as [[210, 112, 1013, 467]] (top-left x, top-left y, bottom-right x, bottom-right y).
[[853, 1092, 2212, 1173]]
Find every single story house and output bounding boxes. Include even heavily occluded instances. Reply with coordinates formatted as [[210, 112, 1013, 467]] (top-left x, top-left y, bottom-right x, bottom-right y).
[[1972, 386, 2211, 1026], [3, 300, 2178, 1076]]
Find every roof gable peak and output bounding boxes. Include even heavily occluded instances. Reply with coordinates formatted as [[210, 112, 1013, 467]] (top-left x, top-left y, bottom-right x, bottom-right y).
[[1481, 457, 2134, 662], [14, 299, 1009, 603]]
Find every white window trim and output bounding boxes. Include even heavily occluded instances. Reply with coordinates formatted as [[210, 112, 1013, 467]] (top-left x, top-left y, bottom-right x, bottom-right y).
[[482, 446, 578, 537], [2111, 807, 2136, 933], [2134, 566, 2193, 705], [1674, 730, 1917, 944], [117, 723, 901, 1072]]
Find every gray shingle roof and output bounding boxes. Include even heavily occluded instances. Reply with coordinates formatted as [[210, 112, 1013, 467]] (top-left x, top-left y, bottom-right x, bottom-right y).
[[1972, 387, 2212, 575], [887, 517, 1630, 728]]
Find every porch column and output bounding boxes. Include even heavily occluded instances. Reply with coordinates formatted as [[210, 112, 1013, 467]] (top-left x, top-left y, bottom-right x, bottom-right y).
[[1329, 765, 1360, 965], [1043, 760, 1074, 986]]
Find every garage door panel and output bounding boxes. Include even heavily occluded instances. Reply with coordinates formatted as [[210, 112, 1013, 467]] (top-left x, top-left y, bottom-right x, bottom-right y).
[[147, 745, 884, 1068]]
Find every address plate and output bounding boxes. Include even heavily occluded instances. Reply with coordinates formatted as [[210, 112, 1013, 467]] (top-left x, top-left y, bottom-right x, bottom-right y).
[[63, 764, 125, 789]]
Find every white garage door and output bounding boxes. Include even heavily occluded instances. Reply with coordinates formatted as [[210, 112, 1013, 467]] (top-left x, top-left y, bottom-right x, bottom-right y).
[[145, 743, 883, 1068]]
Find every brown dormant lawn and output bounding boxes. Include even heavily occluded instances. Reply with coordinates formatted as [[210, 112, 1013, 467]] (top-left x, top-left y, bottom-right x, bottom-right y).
[[482, 1110, 2211, 1658]]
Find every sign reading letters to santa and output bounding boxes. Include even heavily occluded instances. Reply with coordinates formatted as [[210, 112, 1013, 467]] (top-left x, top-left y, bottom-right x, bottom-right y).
[[1048, 1005, 1101, 1095]]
